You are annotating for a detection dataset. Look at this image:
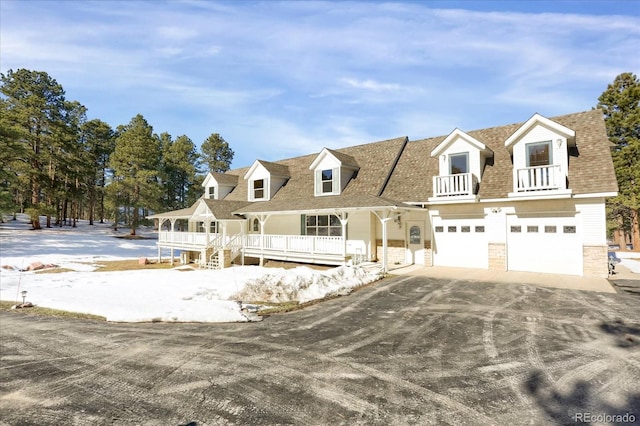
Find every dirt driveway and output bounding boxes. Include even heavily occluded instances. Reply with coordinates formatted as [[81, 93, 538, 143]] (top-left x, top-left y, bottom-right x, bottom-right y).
[[1, 275, 639, 425]]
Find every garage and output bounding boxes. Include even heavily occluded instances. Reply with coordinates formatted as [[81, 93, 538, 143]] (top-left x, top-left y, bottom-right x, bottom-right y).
[[432, 217, 488, 269], [506, 215, 582, 275]]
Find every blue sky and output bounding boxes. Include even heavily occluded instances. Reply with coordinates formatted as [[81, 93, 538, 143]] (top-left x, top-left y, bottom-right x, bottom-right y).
[[1, 1, 639, 169]]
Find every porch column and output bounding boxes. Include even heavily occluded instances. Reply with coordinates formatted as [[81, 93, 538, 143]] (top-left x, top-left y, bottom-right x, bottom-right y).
[[373, 209, 395, 273], [157, 218, 166, 263], [240, 221, 246, 266], [222, 221, 227, 248], [169, 218, 176, 265], [336, 211, 349, 264], [257, 214, 270, 266]]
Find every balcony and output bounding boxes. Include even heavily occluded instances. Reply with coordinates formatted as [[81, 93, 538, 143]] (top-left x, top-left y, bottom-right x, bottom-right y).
[[515, 165, 563, 192], [433, 173, 478, 197]]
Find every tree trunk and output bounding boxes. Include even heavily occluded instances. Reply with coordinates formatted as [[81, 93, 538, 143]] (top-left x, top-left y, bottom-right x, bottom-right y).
[[632, 210, 640, 251]]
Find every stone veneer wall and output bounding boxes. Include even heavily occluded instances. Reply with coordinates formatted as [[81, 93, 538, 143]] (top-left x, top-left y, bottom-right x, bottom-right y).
[[424, 240, 433, 267], [488, 243, 506, 271], [376, 239, 405, 268], [583, 245, 608, 278]]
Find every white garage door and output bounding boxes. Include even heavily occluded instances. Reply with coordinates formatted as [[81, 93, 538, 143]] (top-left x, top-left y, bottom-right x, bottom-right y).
[[432, 217, 488, 269], [507, 216, 582, 275]]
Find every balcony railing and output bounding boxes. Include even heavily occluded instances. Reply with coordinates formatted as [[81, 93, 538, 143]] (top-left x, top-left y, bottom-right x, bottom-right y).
[[515, 165, 563, 192], [433, 173, 477, 197]]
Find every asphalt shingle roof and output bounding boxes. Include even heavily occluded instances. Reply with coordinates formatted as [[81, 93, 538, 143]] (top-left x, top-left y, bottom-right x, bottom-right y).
[[155, 110, 617, 217], [382, 109, 618, 201]]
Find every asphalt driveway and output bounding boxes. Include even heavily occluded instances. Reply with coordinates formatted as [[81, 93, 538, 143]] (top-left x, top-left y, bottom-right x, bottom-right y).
[[1, 275, 639, 425]]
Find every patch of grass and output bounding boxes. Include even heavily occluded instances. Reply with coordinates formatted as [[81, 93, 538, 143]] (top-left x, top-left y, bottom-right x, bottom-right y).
[[93, 259, 177, 272], [0, 300, 106, 321], [35, 267, 76, 274]]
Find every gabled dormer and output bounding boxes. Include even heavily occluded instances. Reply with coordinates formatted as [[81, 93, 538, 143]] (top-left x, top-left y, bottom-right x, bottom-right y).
[[504, 113, 575, 197], [308, 148, 359, 196], [429, 128, 493, 200], [244, 160, 290, 201], [202, 172, 238, 200]]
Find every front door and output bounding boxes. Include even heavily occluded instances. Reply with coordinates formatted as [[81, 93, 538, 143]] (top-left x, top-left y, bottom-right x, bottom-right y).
[[407, 221, 424, 264]]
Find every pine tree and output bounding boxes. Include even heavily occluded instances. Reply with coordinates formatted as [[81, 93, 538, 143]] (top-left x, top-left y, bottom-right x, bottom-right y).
[[201, 133, 234, 173], [597, 72, 640, 250], [108, 114, 162, 235]]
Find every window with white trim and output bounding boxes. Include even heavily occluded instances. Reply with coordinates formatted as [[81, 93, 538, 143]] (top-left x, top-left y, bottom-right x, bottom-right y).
[[449, 152, 469, 174], [252, 179, 265, 200], [315, 168, 339, 196], [197, 221, 218, 233], [526, 141, 552, 167], [306, 214, 342, 236], [208, 186, 216, 199]]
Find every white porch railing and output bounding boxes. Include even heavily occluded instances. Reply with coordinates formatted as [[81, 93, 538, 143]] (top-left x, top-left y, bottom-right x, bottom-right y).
[[158, 231, 345, 256], [515, 165, 563, 191], [243, 234, 344, 255], [158, 231, 208, 247], [433, 173, 477, 197]]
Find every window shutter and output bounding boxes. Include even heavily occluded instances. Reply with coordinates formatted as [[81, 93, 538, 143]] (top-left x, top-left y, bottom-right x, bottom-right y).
[[333, 167, 339, 194], [300, 214, 306, 235], [315, 170, 321, 195]]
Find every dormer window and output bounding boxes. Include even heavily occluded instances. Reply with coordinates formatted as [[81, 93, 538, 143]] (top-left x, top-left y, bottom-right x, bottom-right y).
[[316, 168, 340, 195], [429, 129, 492, 200], [449, 153, 469, 174], [309, 148, 359, 197], [505, 114, 575, 196], [252, 179, 265, 200], [526, 141, 551, 167], [244, 160, 290, 202], [201, 172, 238, 200]]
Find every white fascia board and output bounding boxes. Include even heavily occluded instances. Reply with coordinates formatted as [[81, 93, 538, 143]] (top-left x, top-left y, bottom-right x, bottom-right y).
[[243, 160, 264, 180], [426, 195, 479, 204], [505, 190, 573, 201], [201, 172, 216, 187], [572, 192, 618, 198], [505, 113, 575, 149], [431, 128, 488, 157], [309, 148, 331, 170]]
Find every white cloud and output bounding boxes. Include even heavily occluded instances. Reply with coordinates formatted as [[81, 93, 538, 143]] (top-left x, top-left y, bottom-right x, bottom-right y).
[[341, 78, 401, 92], [1, 0, 638, 168]]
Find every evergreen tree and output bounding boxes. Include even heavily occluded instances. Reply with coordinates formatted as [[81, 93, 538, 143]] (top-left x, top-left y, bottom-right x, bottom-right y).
[[201, 133, 234, 172], [597, 72, 640, 250], [0, 68, 83, 229], [81, 119, 115, 224], [108, 114, 162, 235], [161, 134, 199, 209]]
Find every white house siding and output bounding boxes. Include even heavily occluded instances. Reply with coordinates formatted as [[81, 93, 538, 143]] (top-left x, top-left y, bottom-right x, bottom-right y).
[[345, 211, 373, 260], [263, 215, 301, 235], [438, 137, 484, 182], [510, 125, 570, 191], [576, 199, 607, 245]]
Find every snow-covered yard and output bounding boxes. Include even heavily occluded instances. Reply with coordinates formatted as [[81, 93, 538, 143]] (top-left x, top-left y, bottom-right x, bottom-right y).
[[0, 216, 382, 323]]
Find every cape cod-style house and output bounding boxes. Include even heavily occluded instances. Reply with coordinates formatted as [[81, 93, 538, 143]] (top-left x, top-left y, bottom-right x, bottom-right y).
[[149, 110, 618, 278]]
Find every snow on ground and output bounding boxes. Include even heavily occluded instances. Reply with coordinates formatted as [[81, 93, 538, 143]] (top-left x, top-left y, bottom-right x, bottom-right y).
[[0, 216, 382, 323]]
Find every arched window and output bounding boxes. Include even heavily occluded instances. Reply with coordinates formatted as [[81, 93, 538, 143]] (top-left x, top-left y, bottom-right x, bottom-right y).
[[253, 218, 259, 232]]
